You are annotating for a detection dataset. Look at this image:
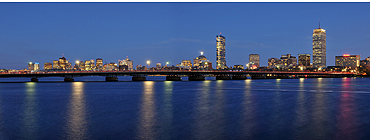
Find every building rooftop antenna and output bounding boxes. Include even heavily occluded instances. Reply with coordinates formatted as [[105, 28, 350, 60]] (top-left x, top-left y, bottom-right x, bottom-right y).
[[319, 19, 321, 29]]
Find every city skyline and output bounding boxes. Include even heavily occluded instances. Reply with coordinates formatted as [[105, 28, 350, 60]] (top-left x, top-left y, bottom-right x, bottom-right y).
[[1, 2, 370, 69]]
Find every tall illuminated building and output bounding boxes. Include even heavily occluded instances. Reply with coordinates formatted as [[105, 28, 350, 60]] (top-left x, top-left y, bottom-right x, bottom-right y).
[[85, 60, 91, 71], [312, 23, 326, 68], [216, 34, 226, 69], [96, 58, 103, 70], [28, 62, 34, 71], [249, 54, 260, 68], [90, 59, 96, 70], [126, 57, 133, 70]]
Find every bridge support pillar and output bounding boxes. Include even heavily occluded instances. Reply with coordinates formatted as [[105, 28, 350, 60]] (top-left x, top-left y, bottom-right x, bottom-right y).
[[64, 78, 74, 82], [132, 74, 146, 81], [188, 76, 205, 81], [106, 76, 118, 81], [216, 76, 232, 80], [232, 76, 247, 80], [132, 77, 146, 81], [31, 78, 39, 82], [166, 76, 182, 81]]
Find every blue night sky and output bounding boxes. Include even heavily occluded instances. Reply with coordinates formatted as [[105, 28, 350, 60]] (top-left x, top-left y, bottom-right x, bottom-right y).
[[1, 2, 370, 69]]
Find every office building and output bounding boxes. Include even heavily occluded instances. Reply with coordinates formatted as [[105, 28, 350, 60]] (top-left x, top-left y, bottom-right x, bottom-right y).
[[335, 54, 360, 68], [193, 52, 208, 69], [59, 57, 67, 70], [65, 60, 72, 70], [216, 34, 226, 69], [268, 58, 279, 68], [249, 54, 260, 68], [90, 59, 96, 70], [126, 58, 133, 70], [105, 62, 117, 71], [119, 57, 133, 70], [44, 62, 52, 70], [85, 60, 91, 71], [199, 60, 212, 70], [280, 54, 297, 68], [96, 58, 103, 70], [181, 60, 192, 67], [28, 62, 39, 71], [77, 61, 85, 70], [312, 23, 326, 68], [53, 60, 59, 69], [298, 54, 311, 66]]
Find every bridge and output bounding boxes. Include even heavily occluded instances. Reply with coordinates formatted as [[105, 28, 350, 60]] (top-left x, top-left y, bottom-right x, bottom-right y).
[[0, 70, 356, 82]]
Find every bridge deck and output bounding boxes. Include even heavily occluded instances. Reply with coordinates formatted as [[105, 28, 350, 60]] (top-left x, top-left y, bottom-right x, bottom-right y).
[[0, 70, 355, 78]]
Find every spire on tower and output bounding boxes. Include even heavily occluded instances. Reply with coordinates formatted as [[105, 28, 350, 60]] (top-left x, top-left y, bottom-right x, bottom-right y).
[[319, 19, 321, 29]]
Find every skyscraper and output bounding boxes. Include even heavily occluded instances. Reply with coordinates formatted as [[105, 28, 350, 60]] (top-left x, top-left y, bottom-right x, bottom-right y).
[[216, 34, 226, 69], [249, 54, 260, 68], [312, 22, 326, 69]]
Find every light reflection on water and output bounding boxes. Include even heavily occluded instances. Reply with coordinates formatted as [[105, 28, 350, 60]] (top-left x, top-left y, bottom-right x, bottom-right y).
[[293, 78, 309, 138], [65, 82, 88, 140], [137, 81, 156, 140], [336, 78, 357, 139], [311, 77, 328, 139], [0, 78, 370, 139], [161, 81, 173, 139], [240, 79, 254, 138], [193, 80, 212, 139], [21, 82, 38, 140]]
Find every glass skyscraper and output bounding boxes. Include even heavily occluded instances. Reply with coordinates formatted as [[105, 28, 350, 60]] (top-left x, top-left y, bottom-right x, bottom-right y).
[[216, 34, 226, 70], [312, 23, 326, 69]]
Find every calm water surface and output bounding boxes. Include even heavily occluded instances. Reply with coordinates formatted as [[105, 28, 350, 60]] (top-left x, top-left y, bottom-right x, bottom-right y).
[[0, 77, 370, 140]]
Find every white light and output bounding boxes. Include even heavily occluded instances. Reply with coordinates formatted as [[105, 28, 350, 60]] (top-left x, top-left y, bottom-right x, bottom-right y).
[[201, 51, 203, 55]]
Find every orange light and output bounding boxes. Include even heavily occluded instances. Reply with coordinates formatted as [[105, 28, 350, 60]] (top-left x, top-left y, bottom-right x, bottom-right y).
[[343, 54, 350, 57]]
